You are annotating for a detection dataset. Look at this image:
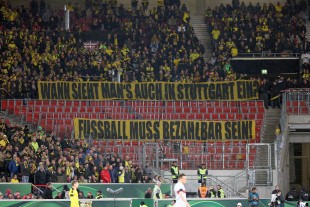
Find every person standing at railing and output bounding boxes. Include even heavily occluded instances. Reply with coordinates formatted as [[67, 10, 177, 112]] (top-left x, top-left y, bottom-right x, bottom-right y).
[[100, 164, 111, 183], [118, 166, 125, 183], [8, 154, 19, 179], [21, 159, 30, 183], [171, 161, 179, 183], [197, 163, 208, 184]]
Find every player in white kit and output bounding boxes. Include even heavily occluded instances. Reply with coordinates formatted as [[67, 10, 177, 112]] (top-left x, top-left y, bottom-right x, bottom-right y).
[[174, 174, 191, 207]]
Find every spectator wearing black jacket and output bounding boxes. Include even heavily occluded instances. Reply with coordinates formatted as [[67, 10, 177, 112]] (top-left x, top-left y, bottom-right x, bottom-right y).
[[87, 192, 94, 199], [259, 79, 269, 109], [61, 185, 70, 199], [21, 160, 30, 183], [35, 163, 47, 185], [285, 187, 299, 201], [145, 188, 152, 198], [42, 182, 53, 199], [300, 188, 310, 201], [270, 81, 281, 109], [275, 191, 285, 207], [300, 79, 310, 88]]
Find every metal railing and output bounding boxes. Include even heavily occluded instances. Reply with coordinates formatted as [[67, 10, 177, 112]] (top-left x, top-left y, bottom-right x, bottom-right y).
[[60, 140, 259, 171], [275, 89, 310, 193], [234, 52, 300, 58], [1, 99, 265, 138], [246, 143, 273, 187], [282, 89, 310, 115], [162, 172, 247, 198]]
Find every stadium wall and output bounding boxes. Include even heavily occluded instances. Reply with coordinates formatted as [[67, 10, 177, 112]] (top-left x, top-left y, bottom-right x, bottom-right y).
[[0, 198, 274, 207], [10, 0, 288, 15], [282, 114, 310, 193], [277, 116, 291, 198]]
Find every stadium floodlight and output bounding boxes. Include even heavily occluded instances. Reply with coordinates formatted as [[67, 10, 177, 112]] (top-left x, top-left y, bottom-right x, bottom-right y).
[[261, 69, 268, 74]]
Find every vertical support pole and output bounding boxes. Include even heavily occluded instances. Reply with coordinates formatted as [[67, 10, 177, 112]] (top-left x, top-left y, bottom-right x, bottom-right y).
[[222, 143, 225, 169], [64, 5, 70, 30], [180, 142, 183, 170], [201, 145, 203, 164], [117, 72, 121, 82], [274, 141, 278, 171], [246, 144, 249, 169], [142, 143, 146, 168], [156, 143, 159, 170]]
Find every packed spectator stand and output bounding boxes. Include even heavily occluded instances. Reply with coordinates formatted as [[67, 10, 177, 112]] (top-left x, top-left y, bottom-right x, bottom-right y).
[[0, 0, 209, 100], [0, 0, 309, 202], [207, 0, 308, 56]]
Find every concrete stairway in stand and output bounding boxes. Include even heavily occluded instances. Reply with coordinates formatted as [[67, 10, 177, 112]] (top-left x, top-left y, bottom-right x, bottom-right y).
[[255, 109, 281, 185], [191, 15, 213, 60]]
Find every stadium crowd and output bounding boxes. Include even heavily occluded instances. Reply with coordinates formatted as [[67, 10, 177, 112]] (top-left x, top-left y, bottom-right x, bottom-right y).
[[207, 0, 308, 57], [0, 119, 160, 199], [0, 0, 308, 202], [0, 0, 308, 101], [0, 0, 210, 100]]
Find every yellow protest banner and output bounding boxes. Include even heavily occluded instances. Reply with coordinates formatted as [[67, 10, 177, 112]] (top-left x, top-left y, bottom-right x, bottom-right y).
[[73, 119, 256, 141], [38, 80, 259, 101]]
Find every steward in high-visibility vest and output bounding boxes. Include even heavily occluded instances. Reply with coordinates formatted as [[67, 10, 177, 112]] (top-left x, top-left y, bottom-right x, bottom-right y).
[[208, 186, 217, 198], [96, 190, 103, 199], [152, 181, 163, 200], [197, 163, 208, 183], [140, 201, 148, 207], [217, 185, 225, 198], [170, 161, 179, 183], [198, 182, 208, 198]]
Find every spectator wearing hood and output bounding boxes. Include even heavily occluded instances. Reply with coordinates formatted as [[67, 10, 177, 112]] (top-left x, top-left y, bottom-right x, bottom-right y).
[[285, 187, 299, 201]]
